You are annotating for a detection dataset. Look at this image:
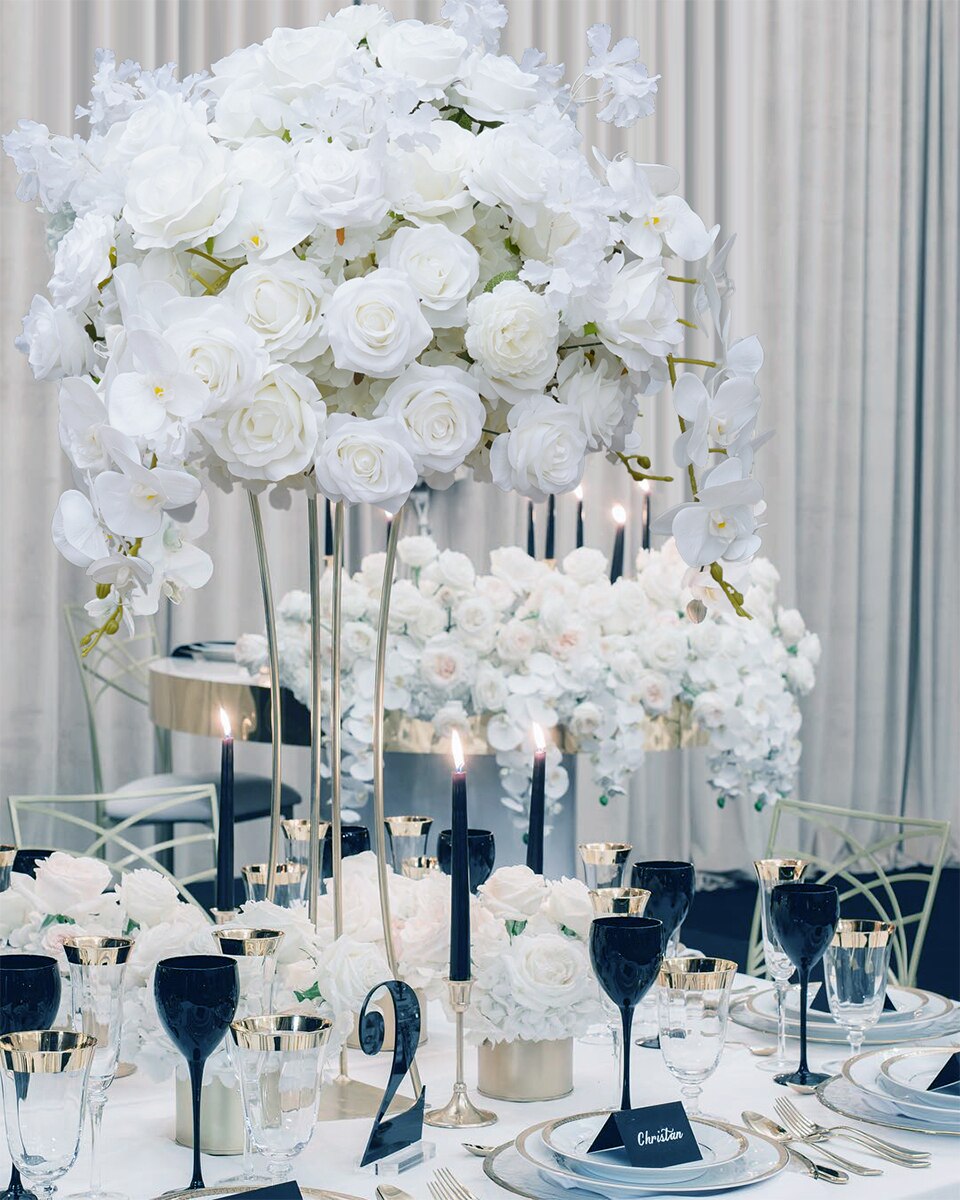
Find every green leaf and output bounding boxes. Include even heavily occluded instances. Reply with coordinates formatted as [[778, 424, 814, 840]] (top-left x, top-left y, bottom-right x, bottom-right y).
[[294, 981, 323, 1003], [504, 919, 528, 938], [40, 914, 74, 929], [483, 270, 520, 293], [280, 129, 292, 144], [559, 924, 579, 939], [582, 321, 599, 336], [503, 236, 521, 258], [123, 918, 140, 936], [204, 235, 216, 254]]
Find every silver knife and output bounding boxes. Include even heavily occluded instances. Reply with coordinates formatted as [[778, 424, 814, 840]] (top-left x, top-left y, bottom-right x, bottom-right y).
[[376, 1185, 416, 1200], [786, 1146, 849, 1184]]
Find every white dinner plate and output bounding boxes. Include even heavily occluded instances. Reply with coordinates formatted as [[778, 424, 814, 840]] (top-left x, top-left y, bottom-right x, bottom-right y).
[[777, 983, 934, 1023], [540, 1110, 747, 1185], [879, 1047, 960, 1114], [734, 989, 960, 1045], [817, 1071, 960, 1139], [493, 1120, 787, 1198], [844, 1046, 960, 1128]]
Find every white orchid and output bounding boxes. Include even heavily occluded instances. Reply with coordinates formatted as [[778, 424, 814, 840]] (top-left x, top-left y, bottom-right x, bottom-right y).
[[673, 374, 761, 468], [93, 445, 200, 539]]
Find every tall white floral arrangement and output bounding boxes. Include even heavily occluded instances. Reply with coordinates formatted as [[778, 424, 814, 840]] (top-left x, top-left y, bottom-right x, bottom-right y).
[[5, 1, 768, 650]]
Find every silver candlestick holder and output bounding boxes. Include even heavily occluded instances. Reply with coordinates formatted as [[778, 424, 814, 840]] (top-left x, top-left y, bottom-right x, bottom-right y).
[[424, 978, 497, 1129]]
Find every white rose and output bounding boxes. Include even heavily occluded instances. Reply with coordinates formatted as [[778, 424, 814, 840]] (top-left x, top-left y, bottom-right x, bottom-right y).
[[454, 595, 497, 647], [692, 690, 726, 730], [375, 20, 467, 89], [465, 126, 558, 226], [48, 211, 114, 310], [162, 297, 268, 411], [433, 549, 476, 591], [504, 932, 595, 1010], [633, 668, 675, 715], [420, 632, 474, 691], [387, 121, 475, 232], [16, 296, 94, 381], [472, 663, 509, 711], [382, 225, 479, 329], [777, 607, 806, 645], [315, 935, 390, 1012], [30, 852, 110, 917], [557, 349, 631, 450], [490, 395, 587, 501], [261, 24, 354, 86], [315, 413, 418, 513], [562, 547, 609, 586], [496, 618, 537, 664], [542, 877, 593, 939], [377, 363, 483, 474], [597, 257, 683, 371], [127, 916, 214, 982], [786, 656, 816, 693], [292, 139, 388, 231], [798, 631, 821, 665], [641, 624, 688, 674], [206, 363, 324, 482], [0, 881, 37, 943], [397, 535, 438, 569], [124, 123, 239, 250], [475, 574, 516, 611], [325, 269, 432, 379], [479, 865, 546, 922], [325, 4, 393, 45], [455, 53, 541, 123], [569, 700, 604, 740], [226, 258, 330, 360], [489, 546, 547, 589], [466, 281, 559, 401], [115, 869, 183, 927]]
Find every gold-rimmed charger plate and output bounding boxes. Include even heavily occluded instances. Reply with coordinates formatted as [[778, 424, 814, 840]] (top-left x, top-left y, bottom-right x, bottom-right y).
[[153, 1188, 363, 1199], [736, 986, 956, 1045], [817, 1071, 960, 1138]]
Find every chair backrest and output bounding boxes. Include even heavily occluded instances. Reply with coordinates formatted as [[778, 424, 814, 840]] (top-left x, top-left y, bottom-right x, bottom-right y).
[[746, 799, 951, 986], [64, 605, 172, 792], [7, 785, 218, 909]]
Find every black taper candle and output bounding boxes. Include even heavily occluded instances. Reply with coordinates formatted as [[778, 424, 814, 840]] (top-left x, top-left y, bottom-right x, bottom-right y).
[[324, 498, 334, 557], [545, 494, 556, 561], [449, 731, 471, 981], [216, 709, 235, 912], [526, 729, 546, 874], [575, 487, 584, 549], [526, 500, 536, 557], [641, 484, 651, 551], [610, 505, 626, 583]]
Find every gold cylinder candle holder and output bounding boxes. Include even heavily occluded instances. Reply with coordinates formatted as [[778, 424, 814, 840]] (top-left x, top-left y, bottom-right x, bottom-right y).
[[477, 1036, 574, 1102], [423, 979, 497, 1129]]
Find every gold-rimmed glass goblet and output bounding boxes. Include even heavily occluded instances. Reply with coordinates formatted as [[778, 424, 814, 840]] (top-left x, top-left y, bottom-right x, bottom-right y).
[[281, 819, 329, 906], [401, 855, 440, 880], [753, 858, 809, 1073], [0, 846, 16, 894], [0, 1031, 97, 1200], [578, 843, 632, 890], [241, 863, 305, 909], [62, 936, 131, 1200], [658, 957, 738, 1115], [385, 816, 433, 874], [822, 919, 895, 1072]]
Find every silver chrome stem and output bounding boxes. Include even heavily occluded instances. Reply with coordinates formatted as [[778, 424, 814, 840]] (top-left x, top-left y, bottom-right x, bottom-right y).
[[307, 496, 323, 924]]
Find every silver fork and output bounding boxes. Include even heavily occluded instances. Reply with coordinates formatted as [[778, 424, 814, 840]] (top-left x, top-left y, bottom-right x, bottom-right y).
[[429, 1166, 479, 1200], [774, 1097, 931, 1167]]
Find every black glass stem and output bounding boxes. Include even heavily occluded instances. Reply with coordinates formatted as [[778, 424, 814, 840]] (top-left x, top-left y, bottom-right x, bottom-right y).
[[0, 954, 61, 1200], [630, 860, 696, 950], [437, 828, 496, 892], [769, 882, 840, 1088], [154, 955, 239, 1191], [320, 824, 371, 882], [589, 916, 663, 1110]]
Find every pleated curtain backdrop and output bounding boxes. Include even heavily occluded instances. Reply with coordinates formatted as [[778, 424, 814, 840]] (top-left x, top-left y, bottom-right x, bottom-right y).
[[1, 0, 956, 868]]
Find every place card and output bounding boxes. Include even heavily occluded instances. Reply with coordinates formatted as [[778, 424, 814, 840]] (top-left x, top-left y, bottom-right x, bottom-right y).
[[589, 1102, 703, 1168], [808, 982, 896, 1013], [222, 1184, 303, 1199], [927, 1052, 960, 1095]]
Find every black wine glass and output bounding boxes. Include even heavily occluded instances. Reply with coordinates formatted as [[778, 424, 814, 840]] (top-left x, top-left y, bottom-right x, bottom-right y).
[[320, 824, 371, 882], [0, 954, 61, 1200], [589, 916, 663, 1110], [630, 860, 696, 953], [154, 955, 239, 1191], [437, 828, 495, 892], [769, 882, 840, 1088]]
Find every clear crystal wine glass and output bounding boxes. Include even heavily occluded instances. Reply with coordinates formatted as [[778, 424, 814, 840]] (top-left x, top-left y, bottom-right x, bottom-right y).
[[753, 858, 808, 1073], [658, 957, 737, 1115], [0, 1031, 96, 1200], [822, 919, 894, 1072], [63, 936, 131, 1200]]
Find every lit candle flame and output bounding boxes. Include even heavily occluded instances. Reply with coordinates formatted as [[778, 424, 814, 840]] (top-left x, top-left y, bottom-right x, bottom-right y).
[[612, 503, 627, 526], [533, 723, 546, 753], [219, 706, 232, 739], [451, 729, 465, 771], [574, 485, 583, 501]]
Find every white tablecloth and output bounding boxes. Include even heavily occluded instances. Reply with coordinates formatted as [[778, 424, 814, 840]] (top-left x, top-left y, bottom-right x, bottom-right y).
[[3, 982, 957, 1199]]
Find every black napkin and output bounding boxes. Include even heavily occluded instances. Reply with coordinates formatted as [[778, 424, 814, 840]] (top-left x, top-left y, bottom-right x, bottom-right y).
[[808, 981, 896, 1013], [220, 1184, 303, 1199], [589, 1102, 703, 1169], [927, 1052, 960, 1095]]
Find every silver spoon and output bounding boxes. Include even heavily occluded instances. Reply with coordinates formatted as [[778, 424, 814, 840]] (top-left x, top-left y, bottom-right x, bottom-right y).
[[741, 1111, 881, 1176], [463, 1143, 499, 1157], [726, 1040, 777, 1057]]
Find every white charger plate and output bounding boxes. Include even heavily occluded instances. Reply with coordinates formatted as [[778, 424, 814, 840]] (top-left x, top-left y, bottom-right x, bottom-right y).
[[734, 989, 960, 1045], [489, 1121, 787, 1198], [879, 1047, 960, 1115], [540, 1110, 747, 1186], [777, 983, 936, 1024], [817, 1072, 960, 1138], [844, 1046, 960, 1128]]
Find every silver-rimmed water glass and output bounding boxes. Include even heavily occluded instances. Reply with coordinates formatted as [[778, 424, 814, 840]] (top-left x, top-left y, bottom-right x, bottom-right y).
[[401, 855, 440, 880], [213, 928, 285, 1185], [385, 816, 433, 874], [241, 862, 305, 909], [281, 819, 329, 905], [62, 936, 131, 1200], [230, 1015, 332, 1184], [0, 1031, 97, 1200], [658, 957, 737, 1115], [753, 858, 809, 1073], [0, 847, 16, 894], [822, 919, 894, 1071], [578, 843, 632, 890]]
